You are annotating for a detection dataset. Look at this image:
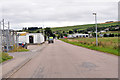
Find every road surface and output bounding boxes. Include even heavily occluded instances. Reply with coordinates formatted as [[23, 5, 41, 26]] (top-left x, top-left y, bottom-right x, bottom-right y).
[[8, 40, 118, 78]]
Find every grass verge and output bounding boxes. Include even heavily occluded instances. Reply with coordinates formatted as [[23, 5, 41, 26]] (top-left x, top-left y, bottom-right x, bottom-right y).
[[0, 52, 13, 63], [60, 38, 119, 56], [9, 47, 29, 53]]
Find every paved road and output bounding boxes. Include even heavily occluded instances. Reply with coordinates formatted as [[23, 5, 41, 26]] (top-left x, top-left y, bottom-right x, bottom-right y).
[[2, 44, 47, 78], [8, 40, 118, 78]]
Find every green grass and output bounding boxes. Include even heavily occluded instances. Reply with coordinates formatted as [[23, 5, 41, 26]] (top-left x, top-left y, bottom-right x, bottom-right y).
[[9, 47, 29, 52], [0, 47, 29, 63], [16, 48, 29, 52], [60, 37, 119, 56], [0, 52, 13, 63], [100, 31, 119, 35]]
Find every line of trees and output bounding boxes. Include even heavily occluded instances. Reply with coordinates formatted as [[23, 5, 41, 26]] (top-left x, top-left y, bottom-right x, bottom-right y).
[[19, 24, 119, 39]]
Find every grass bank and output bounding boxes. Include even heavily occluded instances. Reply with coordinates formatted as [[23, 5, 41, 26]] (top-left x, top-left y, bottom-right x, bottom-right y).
[[52, 22, 118, 32], [60, 37, 119, 56], [0, 47, 29, 63], [0, 52, 13, 63]]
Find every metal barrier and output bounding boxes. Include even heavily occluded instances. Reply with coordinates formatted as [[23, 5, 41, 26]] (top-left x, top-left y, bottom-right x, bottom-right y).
[[0, 19, 18, 53]]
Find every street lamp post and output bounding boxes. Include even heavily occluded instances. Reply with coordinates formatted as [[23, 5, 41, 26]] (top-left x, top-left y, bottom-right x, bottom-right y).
[[43, 24, 44, 36], [93, 13, 98, 46], [43, 24, 47, 41]]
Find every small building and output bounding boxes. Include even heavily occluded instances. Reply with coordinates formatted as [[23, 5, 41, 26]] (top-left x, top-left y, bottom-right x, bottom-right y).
[[17, 32, 44, 44], [68, 33, 89, 38], [104, 28, 109, 31], [67, 35, 73, 38], [115, 27, 119, 30], [89, 34, 93, 38], [73, 33, 89, 38], [100, 30, 106, 33], [99, 34, 104, 37], [88, 31, 92, 33]]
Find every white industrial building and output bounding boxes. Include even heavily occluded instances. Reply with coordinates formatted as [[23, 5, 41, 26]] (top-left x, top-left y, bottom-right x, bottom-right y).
[[68, 33, 89, 38], [17, 32, 44, 44]]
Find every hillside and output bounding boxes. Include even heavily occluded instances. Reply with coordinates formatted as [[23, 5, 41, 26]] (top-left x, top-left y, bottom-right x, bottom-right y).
[[51, 21, 119, 32]]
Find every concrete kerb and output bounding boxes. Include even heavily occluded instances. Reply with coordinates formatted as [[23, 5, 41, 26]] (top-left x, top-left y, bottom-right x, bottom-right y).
[[2, 58, 31, 78]]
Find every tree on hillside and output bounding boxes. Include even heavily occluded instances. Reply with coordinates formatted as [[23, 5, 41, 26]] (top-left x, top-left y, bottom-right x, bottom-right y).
[[44, 27, 56, 40], [44, 28, 53, 36], [74, 29, 78, 33], [104, 34, 107, 37], [36, 31, 40, 33], [69, 30, 73, 34], [63, 31, 65, 33], [22, 27, 27, 31]]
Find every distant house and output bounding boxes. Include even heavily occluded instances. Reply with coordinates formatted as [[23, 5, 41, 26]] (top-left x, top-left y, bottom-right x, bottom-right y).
[[115, 27, 119, 30], [100, 30, 106, 33], [17, 32, 44, 44], [94, 31, 97, 33], [67, 35, 73, 38], [104, 28, 109, 31], [89, 34, 93, 38], [88, 31, 92, 33], [106, 34, 110, 37], [99, 34, 104, 37]]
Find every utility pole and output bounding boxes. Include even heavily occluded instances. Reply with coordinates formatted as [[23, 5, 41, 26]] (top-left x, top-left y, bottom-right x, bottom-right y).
[[2, 19, 4, 42], [2, 19, 5, 52], [93, 13, 98, 46], [15, 31, 17, 51], [0, 22, 2, 53], [2, 19, 4, 36]]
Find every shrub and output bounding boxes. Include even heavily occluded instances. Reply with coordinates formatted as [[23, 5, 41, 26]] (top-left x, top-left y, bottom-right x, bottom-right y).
[[113, 44, 118, 50]]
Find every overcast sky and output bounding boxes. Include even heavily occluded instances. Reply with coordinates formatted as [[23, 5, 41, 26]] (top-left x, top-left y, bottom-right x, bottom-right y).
[[0, 0, 119, 30]]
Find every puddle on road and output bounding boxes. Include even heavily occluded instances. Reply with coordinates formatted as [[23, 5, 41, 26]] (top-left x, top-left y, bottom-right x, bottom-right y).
[[75, 62, 99, 72], [81, 62, 97, 69]]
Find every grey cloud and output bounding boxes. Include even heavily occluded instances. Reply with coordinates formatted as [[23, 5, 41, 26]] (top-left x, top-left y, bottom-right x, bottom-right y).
[[0, 0, 118, 29]]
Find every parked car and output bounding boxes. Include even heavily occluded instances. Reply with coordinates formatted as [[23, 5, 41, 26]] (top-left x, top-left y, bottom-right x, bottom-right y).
[[48, 37, 54, 44], [19, 42, 27, 49], [64, 36, 67, 38]]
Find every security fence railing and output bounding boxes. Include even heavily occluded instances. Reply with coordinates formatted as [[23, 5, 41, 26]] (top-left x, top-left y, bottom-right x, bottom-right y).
[[0, 19, 18, 53]]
